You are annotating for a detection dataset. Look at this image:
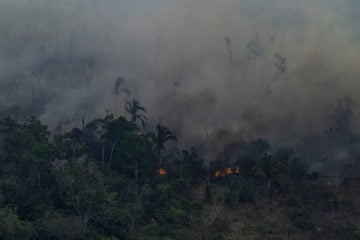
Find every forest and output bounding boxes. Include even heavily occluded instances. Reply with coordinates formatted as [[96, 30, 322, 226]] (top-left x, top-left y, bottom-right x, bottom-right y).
[[0, 98, 359, 240], [1, 0, 360, 239]]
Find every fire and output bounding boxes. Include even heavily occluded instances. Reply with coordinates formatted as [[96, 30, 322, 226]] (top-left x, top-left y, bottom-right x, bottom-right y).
[[214, 166, 240, 178], [225, 167, 233, 175], [158, 168, 167, 175]]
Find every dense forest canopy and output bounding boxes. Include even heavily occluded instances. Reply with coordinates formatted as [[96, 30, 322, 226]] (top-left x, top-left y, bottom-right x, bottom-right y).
[[0, 103, 358, 239]]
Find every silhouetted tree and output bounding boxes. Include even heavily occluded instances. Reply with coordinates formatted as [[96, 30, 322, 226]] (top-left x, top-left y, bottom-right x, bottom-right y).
[[149, 122, 177, 165], [126, 99, 147, 128]]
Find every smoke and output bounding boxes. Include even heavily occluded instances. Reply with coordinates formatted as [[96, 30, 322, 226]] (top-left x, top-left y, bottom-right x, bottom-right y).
[[1, 0, 360, 172]]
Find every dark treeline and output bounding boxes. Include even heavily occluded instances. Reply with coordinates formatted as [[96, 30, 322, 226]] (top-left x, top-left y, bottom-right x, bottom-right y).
[[0, 99, 359, 240]]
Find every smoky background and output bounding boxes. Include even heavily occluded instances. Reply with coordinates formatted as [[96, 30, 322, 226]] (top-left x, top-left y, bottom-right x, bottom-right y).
[[1, 0, 360, 175]]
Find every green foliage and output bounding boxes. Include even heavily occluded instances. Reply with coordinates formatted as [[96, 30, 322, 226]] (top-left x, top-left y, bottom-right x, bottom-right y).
[[342, 224, 360, 240], [255, 154, 286, 181], [34, 213, 84, 240], [211, 217, 230, 233], [288, 208, 313, 230], [226, 177, 254, 205], [179, 147, 205, 184], [0, 208, 33, 240], [0, 113, 358, 240]]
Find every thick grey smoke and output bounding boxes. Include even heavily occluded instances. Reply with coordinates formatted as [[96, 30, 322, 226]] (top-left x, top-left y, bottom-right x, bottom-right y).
[[1, 0, 360, 172]]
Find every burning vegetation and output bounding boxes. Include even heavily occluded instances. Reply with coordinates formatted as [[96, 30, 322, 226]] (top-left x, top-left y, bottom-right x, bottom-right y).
[[214, 166, 240, 178], [158, 168, 167, 175], [0, 108, 360, 240]]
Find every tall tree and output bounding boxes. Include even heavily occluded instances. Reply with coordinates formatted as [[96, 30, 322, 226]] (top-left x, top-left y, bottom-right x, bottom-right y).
[[150, 122, 177, 165], [114, 77, 131, 116], [330, 96, 356, 134], [254, 154, 286, 198], [101, 115, 133, 168], [126, 99, 147, 129]]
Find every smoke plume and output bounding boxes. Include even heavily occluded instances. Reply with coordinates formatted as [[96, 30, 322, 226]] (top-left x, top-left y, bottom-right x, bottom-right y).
[[1, 0, 360, 173]]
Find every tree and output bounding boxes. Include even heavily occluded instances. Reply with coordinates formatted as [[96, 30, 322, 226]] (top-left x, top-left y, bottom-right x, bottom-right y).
[[273, 148, 294, 178], [63, 128, 85, 161], [100, 115, 133, 168], [249, 138, 271, 158], [225, 37, 234, 69], [113, 77, 131, 116], [254, 154, 286, 197], [180, 148, 205, 183], [57, 160, 115, 233], [273, 52, 287, 80], [243, 34, 265, 81], [126, 99, 147, 129], [0, 117, 23, 162], [329, 96, 356, 135], [0, 208, 33, 240], [149, 122, 177, 165]]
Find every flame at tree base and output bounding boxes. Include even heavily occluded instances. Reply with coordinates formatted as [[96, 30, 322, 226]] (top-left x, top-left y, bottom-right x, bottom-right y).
[[214, 166, 240, 178], [158, 168, 167, 175], [225, 167, 233, 175], [215, 171, 222, 178]]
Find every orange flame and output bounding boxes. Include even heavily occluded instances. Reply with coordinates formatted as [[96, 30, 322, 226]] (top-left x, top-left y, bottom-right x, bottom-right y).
[[225, 167, 233, 175], [159, 168, 167, 175], [214, 166, 240, 178], [215, 171, 222, 178]]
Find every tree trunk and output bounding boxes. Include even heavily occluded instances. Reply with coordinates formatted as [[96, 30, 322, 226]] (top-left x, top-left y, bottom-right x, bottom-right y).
[[59, 150, 63, 161], [115, 94, 118, 116], [38, 172, 42, 190], [287, 228, 290, 240], [180, 159, 183, 179], [73, 147, 76, 161], [38, 78, 44, 109], [101, 143, 105, 165], [82, 214, 90, 233], [124, 99, 127, 120], [158, 149, 162, 166], [134, 159, 139, 234], [135, 159, 138, 204], [267, 179, 272, 198], [330, 198, 335, 240], [108, 142, 116, 168]]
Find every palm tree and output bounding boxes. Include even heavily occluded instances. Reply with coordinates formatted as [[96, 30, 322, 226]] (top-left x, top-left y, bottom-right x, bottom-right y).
[[150, 122, 177, 165], [126, 99, 147, 128]]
